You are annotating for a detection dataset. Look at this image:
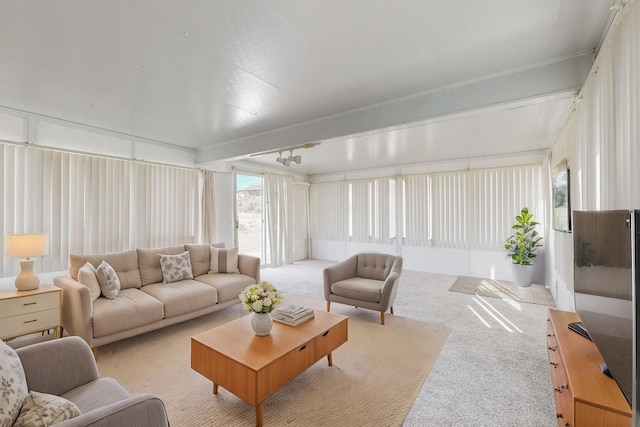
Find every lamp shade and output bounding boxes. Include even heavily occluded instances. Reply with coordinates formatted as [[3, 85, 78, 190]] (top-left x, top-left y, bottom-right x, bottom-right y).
[[6, 233, 49, 258]]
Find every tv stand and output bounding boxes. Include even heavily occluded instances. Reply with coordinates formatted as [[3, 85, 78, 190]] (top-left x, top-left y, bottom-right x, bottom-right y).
[[547, 309, 631, 427]]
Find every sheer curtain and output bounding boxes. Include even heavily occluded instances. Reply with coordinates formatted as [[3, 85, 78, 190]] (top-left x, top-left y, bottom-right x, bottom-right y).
[[1, 142, 200, 277], [571, 0, 640, 210], [265, 173, 293, 267], [201, 170, 216, 244]]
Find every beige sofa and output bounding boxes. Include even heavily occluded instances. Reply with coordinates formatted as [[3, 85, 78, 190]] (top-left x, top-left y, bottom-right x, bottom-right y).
[[54, 244, 260, 352]]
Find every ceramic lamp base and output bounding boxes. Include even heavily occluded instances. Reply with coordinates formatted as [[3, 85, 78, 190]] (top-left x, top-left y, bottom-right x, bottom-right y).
[[15, 259, 40, 291]]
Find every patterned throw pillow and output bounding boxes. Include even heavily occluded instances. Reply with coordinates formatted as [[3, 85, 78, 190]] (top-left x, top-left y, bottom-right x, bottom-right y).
[[0, 340, 28, 427], [209, 247, 239, 273], [96, 261, 121, 299], [14, 391, 81, 427], [78, 262, 102, 301], [159, 251, 194, 283]]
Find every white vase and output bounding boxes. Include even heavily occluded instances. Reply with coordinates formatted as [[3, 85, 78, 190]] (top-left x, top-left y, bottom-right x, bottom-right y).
[[512, 263, 534, 287], [251, 312, 273, 336]]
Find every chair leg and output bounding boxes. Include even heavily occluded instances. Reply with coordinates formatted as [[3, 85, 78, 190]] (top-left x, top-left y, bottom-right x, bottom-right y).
[[326, 301, 331, 312], [390, 306, 394, 315], [380, 311, 385, 325]]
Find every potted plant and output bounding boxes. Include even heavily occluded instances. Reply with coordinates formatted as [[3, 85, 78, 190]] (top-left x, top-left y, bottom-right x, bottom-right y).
[[504, 207, 542, 286]]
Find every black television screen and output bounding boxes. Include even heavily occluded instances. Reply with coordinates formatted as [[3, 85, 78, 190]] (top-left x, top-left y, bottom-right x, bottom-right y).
[[573, 210, 633, 405], [552, 159, 571, 232]]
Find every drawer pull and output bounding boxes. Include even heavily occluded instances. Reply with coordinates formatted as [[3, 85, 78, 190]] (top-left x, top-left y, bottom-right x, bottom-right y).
[[554, 384, 568, 393], [23, 302, 37, 306], [299, 344, 307, 352], [548, 346, 557, 351], [550, 362, 558, 367], [322, 330, 330, 337], [24, 319, 38, 324]]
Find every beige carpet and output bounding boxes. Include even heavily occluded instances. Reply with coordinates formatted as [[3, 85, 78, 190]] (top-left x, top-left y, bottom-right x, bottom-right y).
[[95, 294, 451, 426], [448, 276, 556, 306]]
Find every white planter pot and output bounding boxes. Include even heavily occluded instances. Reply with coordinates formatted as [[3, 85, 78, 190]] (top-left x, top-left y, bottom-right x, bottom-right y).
[[512, 263, 534, 287]]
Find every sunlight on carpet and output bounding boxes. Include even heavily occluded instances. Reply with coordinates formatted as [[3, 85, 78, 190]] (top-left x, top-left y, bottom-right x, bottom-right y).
[[95, 294, 451, 426], [449, 276, 556, 308]]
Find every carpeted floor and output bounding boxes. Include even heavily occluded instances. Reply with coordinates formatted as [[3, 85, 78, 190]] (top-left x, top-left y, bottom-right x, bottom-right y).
[[448, 275, 556, 307], [95, 293, 451, 426], [260, 260, 558, 426]]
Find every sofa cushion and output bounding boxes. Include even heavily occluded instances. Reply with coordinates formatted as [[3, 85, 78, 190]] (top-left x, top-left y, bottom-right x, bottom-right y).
[[140, 280, 218, 318], [355, 253, 394, 281], [96, 261, 120, 299], [195, 273, 256, 303], [14, 391, 81, 427], [92, 289, 164, 338], [209, 247, 239, 273], [78, 262, 102, 301], [185, 243, 225, 277], [331, 277, 383, 303], [70, 250, 141, 289], [137, 246, 186, 286], [0, 340, 28, 427], [159, 251, 194, 283]]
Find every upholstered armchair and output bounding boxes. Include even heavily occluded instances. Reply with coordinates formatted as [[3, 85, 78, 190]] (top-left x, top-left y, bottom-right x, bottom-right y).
[[324, 252, 403, 325], [14, 336, 169, 427]]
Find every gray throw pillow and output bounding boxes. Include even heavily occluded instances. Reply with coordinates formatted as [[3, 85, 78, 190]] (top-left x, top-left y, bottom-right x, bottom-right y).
[[96, 260, 121, 299], [159, 251, 194, 283]]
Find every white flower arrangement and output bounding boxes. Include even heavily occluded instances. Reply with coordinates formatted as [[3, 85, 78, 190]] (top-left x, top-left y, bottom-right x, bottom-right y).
[[239, 281, 283, 314]]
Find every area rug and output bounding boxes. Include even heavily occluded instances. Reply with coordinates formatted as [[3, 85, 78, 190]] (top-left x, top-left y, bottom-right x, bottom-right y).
[[448, 276, 556, 307], [95, 294, 452, 426]]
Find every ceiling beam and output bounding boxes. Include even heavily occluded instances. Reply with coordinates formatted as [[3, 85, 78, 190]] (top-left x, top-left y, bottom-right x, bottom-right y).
[[196, 53, 593, 164]]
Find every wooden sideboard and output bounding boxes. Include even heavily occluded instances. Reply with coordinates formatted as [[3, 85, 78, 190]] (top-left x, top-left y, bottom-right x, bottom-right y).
[[547, 309, 631, 427]]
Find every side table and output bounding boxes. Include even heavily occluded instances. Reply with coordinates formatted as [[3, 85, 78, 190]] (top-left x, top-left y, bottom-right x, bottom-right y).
[[0, 285, 62, 341]]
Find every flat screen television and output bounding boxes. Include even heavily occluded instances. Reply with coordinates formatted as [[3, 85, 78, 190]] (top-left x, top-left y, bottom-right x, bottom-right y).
[[573, 210, 634, 406]]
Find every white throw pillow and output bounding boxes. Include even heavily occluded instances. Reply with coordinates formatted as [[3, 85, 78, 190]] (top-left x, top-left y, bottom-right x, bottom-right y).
[[0, 340, 28, 427], [96, 260, 120, 299], [159, 251, 194, 283], [78, 262, 102, 301], [14, 391, 81, 427], [209, 247, 239, 273]]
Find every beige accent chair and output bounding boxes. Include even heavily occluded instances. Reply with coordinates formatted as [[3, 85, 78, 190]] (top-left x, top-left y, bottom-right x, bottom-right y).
[[324, 252, 403, 325]]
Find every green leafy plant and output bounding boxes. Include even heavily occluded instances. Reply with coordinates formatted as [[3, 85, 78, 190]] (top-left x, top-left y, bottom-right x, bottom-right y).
[[504, 207, 543, 265]]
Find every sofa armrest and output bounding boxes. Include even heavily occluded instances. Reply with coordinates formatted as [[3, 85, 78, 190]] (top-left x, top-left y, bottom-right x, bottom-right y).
[[323, 255, 358, 299], [238, 254, 260, 283], [54, 276, 94, 346], [380, 257, 403, 311], [17, 336, 99, 396], [57, 394, 169, 427]]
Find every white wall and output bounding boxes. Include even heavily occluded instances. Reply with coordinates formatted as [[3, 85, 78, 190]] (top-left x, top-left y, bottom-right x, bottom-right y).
[[312, 240, 546, 283]]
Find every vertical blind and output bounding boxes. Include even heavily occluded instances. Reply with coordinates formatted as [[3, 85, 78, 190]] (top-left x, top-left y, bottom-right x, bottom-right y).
[[1, 143, 200, 276], [310, 164, 544, 251]]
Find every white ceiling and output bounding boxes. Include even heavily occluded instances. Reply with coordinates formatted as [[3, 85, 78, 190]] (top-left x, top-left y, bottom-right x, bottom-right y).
[[0, 1, 618, 176]]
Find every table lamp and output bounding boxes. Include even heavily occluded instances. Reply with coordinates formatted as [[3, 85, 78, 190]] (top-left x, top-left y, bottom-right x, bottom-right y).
[[5, 233, 49, 291]]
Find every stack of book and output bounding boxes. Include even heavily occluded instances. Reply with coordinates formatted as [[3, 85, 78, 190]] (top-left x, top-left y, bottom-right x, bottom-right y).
[[271, 305, 315, 326]]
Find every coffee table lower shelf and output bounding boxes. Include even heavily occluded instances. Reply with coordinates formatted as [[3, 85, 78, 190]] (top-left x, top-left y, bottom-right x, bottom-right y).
[[191, 310, 348, 427]]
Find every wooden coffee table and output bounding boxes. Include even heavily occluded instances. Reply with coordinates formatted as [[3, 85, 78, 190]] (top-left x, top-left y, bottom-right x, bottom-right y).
[[191, 310, 348, 426]]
